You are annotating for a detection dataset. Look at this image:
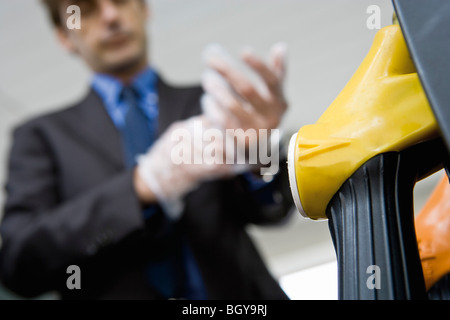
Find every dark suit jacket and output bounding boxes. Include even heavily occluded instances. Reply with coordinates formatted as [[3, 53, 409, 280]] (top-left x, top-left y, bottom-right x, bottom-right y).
[[0, 76, 293, 299]]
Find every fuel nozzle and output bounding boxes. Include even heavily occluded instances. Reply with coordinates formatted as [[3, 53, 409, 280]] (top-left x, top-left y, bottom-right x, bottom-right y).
[[288, 24, 439, 220]]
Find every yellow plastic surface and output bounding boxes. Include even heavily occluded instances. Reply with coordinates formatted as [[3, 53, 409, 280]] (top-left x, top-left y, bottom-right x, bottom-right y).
[[293, 25, 439, 220]]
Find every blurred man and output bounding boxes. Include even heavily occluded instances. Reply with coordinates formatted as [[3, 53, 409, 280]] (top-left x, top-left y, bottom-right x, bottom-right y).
[[0, 0, 293, 299]]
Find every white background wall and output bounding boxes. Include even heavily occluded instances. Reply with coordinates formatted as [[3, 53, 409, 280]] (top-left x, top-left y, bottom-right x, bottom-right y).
[[0, 0, 443, 299]]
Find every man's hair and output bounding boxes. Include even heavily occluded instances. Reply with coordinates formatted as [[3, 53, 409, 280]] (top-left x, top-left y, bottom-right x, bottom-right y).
[[41, 0, 147, 28], [41, 0, 63, 27]]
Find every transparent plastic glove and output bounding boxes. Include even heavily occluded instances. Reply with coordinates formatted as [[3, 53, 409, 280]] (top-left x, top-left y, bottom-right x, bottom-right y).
[[136, 115, 248, 220], [201, 42, 288, 133], [201, 43, 287, 176], [201, 92, 280, 176]]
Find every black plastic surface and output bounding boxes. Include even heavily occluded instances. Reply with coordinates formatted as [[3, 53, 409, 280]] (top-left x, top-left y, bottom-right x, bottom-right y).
[[393, 0, 450, 154], [327, 139, 446, 300], [428, 274, 450, 300]]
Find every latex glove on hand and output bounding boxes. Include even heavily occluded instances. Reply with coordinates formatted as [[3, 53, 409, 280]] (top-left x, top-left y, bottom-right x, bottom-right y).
[[201, 43, 288, 176], [136, 115, 248, 219], [201, 43, 288, 137], [135, 44, 288, 219]]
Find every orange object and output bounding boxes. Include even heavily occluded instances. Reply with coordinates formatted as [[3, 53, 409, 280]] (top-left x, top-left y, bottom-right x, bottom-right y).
[[415, 175, 450, 291]]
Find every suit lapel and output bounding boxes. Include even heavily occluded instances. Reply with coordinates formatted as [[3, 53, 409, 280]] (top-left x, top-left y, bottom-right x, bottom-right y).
[[156, 76, 203, 136], [156, 77, 181, 136], [66, 77, 203, 172], [70, 89, 125, 170]]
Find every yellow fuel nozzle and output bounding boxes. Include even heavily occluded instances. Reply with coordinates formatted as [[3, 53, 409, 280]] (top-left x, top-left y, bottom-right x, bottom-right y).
[[288, 24, 439, 220]]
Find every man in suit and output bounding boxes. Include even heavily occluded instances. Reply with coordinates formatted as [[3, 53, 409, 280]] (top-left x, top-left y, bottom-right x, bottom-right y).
[[0, 0, 293, 299]]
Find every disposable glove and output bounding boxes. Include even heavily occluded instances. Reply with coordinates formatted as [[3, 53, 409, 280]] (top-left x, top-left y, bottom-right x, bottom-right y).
[[201, 42, 288, 135], [201, 43, 288, 175], [136, 115, 248, 219]]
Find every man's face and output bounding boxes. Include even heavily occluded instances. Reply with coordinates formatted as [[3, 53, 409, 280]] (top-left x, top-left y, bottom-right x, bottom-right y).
[[58, 0, 149, 75]]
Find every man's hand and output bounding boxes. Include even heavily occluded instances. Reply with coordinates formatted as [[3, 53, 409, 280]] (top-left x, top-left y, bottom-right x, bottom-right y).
[[134, 43, 288, 216], [201, 43, 288, 135], [135, 115, 246, 219]]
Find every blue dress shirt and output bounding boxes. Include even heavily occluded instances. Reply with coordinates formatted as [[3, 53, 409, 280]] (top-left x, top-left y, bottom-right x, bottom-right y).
[[92, 67, 159, 131]]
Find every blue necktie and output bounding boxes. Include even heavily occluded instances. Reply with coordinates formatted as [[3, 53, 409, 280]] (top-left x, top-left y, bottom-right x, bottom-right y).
[[120, 86, 155, 167], [119, 85, 186, 298]]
